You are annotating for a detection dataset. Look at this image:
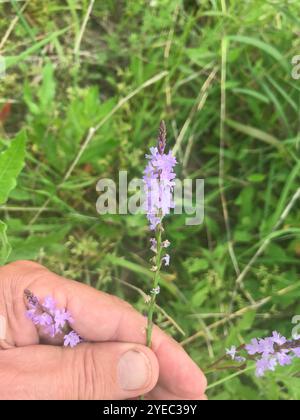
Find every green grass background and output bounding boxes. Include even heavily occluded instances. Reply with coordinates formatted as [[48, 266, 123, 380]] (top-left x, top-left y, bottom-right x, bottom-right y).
[[0, 0, 300, 400]]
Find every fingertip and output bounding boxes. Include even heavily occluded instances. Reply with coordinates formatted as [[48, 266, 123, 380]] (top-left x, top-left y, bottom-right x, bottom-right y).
[[153, 336, 207, 399], [124, 344, 160, 395]]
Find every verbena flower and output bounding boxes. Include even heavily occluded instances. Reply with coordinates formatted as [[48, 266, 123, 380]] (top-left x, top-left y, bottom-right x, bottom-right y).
[[143, 122, 177, 232], [24, 289, 81, 348], [245, 338, 261, 356], [293, 348, 300, 357], [64, 330, 82, 348], [226, 346, 237, 361], [144, 121, 177, 347], [225, 330, 300, 378], [162, 254, 170, 266]]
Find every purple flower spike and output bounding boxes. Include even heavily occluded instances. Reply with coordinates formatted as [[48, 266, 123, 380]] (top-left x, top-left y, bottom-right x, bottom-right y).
[[24, 290, 81, 349], [143, 123, 177, 231], [218, 330, 300, 379], [144, 122, 176, 348], [157, 120, 167, 155]]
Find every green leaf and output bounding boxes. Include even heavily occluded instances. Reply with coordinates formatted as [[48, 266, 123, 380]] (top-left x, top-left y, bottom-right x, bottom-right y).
[[8, 227, 70, 262], [227, 35, 288, 70], [191, 286, 209, 307], [247, 173, 266, 183], [185, 257, 209, 274], [0, 131, 27, 205], [5, 27, 70, 69], [231, 88, 270, 104], [0, 220, 11, 265], [38, 61, 56, 111], [226, 119, 284, 151]]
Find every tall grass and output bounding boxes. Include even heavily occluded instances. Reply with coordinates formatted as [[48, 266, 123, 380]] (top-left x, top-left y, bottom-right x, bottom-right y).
[[0, 0, 299, 400]]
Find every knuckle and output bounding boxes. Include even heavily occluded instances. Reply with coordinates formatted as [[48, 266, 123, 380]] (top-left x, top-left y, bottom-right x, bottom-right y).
[[0, 260, 46, 281]]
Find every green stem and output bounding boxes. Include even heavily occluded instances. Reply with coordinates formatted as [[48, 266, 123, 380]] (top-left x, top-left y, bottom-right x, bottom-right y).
[[206, 365, 255, 391], [146, 225, 163, 347]]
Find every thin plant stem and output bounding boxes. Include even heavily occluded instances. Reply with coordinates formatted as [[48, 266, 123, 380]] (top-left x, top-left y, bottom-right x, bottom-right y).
[[219, 36, 241, 280], [207, 365, 255, 391], [74, 0, 95, 59], [146, 226, 163, 347]]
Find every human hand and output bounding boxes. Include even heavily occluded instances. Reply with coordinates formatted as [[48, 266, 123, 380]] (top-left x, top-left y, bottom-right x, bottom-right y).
[[0, 261, 207, 400]]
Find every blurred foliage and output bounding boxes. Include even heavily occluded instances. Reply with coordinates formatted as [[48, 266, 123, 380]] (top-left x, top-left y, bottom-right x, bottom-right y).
[[0, 0, 300, 400]]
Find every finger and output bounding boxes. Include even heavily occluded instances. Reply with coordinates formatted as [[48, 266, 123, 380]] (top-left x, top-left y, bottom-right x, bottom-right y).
[[0, 342, 159, 400], [5, 261, 207, 399]]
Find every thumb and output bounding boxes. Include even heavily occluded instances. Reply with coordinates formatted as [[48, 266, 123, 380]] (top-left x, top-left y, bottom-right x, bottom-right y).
[[0, 343, 159, 400]]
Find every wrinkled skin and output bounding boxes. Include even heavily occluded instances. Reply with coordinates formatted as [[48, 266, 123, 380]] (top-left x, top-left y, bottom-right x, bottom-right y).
[[0, 261, 207, 400]]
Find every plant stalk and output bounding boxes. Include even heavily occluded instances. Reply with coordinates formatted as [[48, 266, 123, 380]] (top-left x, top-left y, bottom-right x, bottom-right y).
[[146, 225, 163, 347]]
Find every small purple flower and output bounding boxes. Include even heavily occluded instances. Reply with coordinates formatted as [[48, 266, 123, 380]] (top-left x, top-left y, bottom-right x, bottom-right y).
[[226, 346, 246, 363], [43, 296, 56, 313], [255, 356, 277, 377], [64, 331, 81, 348], [271, 331, 286, 346], [255, 358, 269, 377], [259, 337, 275, 355], [245, 338, 261, 356], [276, 351, 292, 367], [37, 312, 53, 327], [292, 348, 300, 357], [26, 308, 38, 322], [226, 346, 237, 361], [150, 238, 157, 253], [44, 324, 57, 338], [54, 309, 73, 330], [162, 254, 170, 266]]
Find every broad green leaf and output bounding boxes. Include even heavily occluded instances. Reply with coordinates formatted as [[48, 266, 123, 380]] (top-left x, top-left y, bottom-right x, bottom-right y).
[[8, 227, 71, 262], [0, 220, 11, 265], [0, 131, 26, 205]]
